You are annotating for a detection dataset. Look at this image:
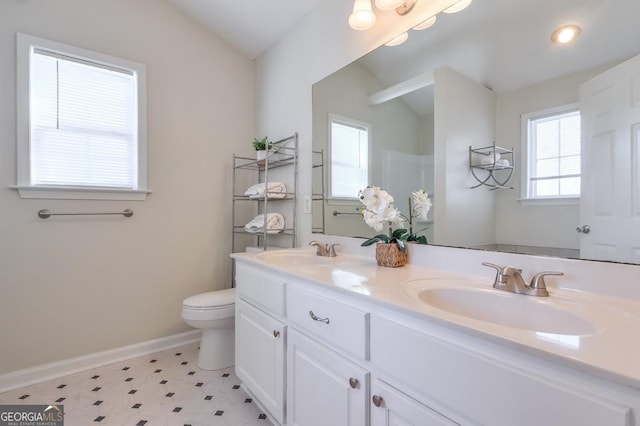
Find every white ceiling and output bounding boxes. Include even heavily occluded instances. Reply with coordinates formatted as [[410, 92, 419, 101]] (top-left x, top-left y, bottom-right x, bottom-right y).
[[358, 0, 640, 115], [166, 0, 322, 59], [166, 0, 640, 116]]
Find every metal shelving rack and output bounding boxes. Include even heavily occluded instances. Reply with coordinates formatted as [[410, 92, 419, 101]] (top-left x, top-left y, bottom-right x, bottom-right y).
[[469, 143, 514, 190], [231, 133, 298, 253], [312, 148, 325, 234]]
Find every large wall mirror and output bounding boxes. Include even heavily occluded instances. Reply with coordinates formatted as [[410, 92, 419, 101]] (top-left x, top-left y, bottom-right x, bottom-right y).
[[312, 0, 640, 264]]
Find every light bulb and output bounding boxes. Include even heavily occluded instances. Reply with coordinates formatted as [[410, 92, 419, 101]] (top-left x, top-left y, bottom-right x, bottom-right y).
[[349, 0, 377, 31], [551, 25, 581, 44], [385, 32, 409, 47], [413, 15, 437, 30], [375, 0, 405, 11], [443, 0, 472, 14]]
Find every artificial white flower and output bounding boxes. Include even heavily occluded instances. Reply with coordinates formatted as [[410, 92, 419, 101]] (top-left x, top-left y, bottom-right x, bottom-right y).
[[412, 189, 432, 221], [359, 186, 402, 232]]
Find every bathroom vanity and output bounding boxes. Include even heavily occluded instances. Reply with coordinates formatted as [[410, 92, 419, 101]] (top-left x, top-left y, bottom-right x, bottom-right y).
[[231, 248, 640, 426]]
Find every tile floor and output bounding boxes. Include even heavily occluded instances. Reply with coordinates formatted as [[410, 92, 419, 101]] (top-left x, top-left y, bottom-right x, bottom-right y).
[[0, 342, 271, 425]]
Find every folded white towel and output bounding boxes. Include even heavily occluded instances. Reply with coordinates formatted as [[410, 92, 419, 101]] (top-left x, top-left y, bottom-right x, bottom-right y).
[[495, 158, 510, 167], [244, 213, 285, 234], [244, 182, 287, 199]]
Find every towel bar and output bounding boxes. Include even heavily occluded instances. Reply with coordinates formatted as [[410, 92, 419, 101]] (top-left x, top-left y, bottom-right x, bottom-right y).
[[38, 209, 134, 219]]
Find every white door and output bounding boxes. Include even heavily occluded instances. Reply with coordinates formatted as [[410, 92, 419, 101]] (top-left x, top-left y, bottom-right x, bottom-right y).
[[580, 54, 640, 262], [235, 299, 286, 424], [287, 329, 368, 426], [370, 380, 458, 426]]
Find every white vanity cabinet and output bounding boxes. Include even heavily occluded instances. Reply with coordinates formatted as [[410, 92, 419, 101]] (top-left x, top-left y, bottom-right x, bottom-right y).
[[233, 257, 640, 426], [370, 315, 634, 426], [235, 263, 287, 425]]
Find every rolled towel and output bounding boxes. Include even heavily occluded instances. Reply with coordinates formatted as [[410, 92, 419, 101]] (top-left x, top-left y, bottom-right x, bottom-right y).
[[244, 182, 287, 199], [244, 213, 285, 234], [471, 152, 501, 166], [495, 158, 510, 167]]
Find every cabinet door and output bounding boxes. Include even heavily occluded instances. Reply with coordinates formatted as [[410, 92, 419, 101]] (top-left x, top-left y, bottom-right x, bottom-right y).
[[287, 329, 369, 426], [235, 299, 286, 425], [371, 380, 458, 426]]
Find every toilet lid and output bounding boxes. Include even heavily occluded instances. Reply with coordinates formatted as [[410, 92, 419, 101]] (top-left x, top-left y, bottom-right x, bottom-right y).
[[183, 288, 236, 309]]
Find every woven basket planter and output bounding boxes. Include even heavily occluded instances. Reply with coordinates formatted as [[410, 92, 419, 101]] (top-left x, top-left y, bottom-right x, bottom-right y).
[[375, 243, 408, 268]]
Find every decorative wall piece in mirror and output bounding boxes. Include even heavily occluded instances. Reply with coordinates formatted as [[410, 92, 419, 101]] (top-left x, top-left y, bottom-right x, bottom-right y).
[[312, 0, 640, 264]]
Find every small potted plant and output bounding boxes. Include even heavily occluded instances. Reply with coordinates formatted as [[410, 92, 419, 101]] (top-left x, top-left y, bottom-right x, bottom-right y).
[[253, 136, 273, 165], [359, 187, 432, 267]]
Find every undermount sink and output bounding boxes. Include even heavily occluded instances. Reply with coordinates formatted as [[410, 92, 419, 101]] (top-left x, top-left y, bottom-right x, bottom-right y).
[[404, 281, 598, 336]]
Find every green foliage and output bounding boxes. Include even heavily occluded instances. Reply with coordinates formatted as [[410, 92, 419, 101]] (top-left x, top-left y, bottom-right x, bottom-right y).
[[252, 136, 272, 151], [361, 228, 428, 253]]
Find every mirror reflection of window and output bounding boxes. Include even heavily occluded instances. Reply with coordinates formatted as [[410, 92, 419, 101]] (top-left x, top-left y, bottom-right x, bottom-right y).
[[522, 105, 581, 200], [329, 114, 370, 199]]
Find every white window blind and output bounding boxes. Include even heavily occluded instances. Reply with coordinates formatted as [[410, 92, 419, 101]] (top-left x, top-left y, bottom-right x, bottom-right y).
[[330, 117, 369, 199], [524, 108, 581, 199], [30, 49, 138, 189]]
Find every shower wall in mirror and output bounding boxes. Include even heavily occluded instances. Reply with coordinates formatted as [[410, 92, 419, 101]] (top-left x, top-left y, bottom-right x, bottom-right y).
[[312, 0, 640, 264]]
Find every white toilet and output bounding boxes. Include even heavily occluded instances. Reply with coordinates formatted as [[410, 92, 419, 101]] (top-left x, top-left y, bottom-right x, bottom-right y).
[[181, 288, 236, 370]]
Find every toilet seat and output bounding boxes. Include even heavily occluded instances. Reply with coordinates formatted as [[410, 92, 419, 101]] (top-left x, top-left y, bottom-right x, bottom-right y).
[[183, 288, 235, 310]]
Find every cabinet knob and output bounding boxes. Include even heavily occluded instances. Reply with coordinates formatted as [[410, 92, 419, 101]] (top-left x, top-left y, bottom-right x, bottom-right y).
[[372, 395, 384, 407], [348, 377, 359, 389], [576, 225, 591, 234], [273, 330, 280, 338]]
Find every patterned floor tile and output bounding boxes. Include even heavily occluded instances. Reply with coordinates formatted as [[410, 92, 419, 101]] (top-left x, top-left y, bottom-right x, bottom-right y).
[[0, 342, 271, 425]]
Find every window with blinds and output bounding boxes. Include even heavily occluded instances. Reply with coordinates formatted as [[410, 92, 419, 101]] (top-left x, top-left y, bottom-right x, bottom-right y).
[[15, 33, 148, 200], [329, 115, 370, 199], [523, 106, 581, 199]]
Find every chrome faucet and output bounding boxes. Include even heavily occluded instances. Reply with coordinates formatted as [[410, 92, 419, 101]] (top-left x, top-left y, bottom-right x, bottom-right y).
[[482, 262, 563, 297], [309, 241, 339, 257]]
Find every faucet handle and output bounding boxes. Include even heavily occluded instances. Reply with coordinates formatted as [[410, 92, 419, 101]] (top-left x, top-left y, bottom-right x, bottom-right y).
[[482, 262, 503, 284], [481, 262, 502, 272], [327, 244, 340, 257], [529, 271, 563, 297]]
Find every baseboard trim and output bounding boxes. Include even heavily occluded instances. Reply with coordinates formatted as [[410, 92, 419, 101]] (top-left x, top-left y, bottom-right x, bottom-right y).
[[0, 330, 201, 393]]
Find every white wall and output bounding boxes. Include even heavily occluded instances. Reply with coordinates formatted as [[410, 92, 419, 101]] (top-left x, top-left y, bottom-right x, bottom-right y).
[[495, 64, 614, 249], [434, 66, 497, 247], [0, 0, 254, 374]]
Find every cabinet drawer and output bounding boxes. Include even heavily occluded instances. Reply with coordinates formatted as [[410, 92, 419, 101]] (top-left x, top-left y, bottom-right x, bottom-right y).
[[236, 263, 286, 316], [287, 286, 369, 360], [371, 316, 631, 426]]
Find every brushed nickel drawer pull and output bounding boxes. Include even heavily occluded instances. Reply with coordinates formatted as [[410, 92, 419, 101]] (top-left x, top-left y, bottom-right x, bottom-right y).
[[308, 310, 330, 324], [372, 395, 384, 407], [349, 377, 359, 389], [273, 330, 280, 338]]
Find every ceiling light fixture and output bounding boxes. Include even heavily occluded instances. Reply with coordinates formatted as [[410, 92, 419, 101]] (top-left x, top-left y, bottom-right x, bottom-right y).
[[413, 15, 437, 30], [348, 0, 377, 31], [551, 24, 581, 44], [385, 32, 409, 47], [442, 0, 473, 14]]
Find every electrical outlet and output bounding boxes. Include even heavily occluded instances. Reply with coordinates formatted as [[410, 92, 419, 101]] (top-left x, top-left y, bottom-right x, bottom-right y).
[[303, 195, 312, 213]]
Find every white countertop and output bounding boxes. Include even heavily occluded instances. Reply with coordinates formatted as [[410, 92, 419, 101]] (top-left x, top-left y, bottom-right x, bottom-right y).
[[232, 247, 640, 391]]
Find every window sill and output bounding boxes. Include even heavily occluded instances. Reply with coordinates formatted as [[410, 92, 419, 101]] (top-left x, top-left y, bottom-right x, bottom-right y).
[[10, 185, 152, 200], [517, 197, 579, 206]]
